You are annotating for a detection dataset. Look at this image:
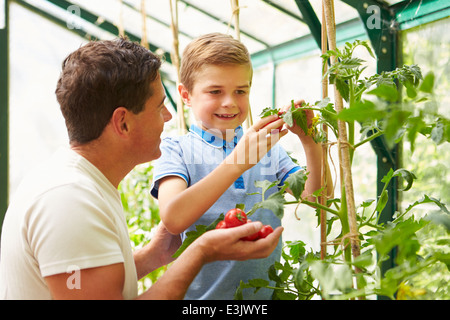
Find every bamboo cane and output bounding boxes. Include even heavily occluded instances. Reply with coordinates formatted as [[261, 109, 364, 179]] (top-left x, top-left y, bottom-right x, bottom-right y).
[[320, 2, 328, 261], [169, 0, 187, 135], [141, 0, 149, 49], [322, 0, 361, 271], [118, 0, 125, 37], [230, 0, 253, 128]]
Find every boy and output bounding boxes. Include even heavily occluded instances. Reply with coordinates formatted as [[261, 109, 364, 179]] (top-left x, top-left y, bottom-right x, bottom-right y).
[[151, 33, 330, 299]]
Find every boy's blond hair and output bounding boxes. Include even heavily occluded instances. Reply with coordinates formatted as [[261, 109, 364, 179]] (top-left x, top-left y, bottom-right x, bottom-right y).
[[180, 33, 252, 92]]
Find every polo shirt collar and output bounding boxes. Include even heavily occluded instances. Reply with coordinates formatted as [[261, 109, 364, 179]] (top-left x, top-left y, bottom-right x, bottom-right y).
[[189, 124, 244, 148]]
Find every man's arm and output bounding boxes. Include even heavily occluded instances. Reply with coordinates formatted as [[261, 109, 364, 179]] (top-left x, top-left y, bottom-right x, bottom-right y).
[[137, 222, 283, 300], [133, 223, 181, 279], [45, 263, 125, 299], [45, 222, 283, 300]]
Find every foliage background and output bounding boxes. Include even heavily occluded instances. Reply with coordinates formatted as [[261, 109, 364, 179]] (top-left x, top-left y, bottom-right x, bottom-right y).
[[119, 162, 164, 293]]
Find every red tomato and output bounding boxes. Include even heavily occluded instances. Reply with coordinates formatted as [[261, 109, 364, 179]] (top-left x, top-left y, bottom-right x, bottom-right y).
[[215, 220, 227, 229], [224, 208, 247, 228], [258, 225, 274, 239], [241, 231, 260, 241]]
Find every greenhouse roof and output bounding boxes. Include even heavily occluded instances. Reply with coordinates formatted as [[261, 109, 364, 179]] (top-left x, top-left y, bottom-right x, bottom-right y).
[[14, 0, 450, 76]]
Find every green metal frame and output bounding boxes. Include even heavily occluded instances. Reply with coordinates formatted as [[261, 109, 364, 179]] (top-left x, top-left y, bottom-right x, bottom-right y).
[[341, 1, 400, 290]]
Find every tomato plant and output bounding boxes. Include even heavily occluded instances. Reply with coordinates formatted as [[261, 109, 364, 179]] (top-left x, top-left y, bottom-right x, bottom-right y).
[[234, 39, 450, 300]]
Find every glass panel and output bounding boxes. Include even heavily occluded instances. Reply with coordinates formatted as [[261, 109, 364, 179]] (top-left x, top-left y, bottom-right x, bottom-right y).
[[8, 2, 83, 197], [401, 17, 450, 208]]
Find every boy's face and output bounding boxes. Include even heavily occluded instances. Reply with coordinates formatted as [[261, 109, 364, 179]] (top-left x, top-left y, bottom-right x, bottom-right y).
[[181, 64, 252, 139]]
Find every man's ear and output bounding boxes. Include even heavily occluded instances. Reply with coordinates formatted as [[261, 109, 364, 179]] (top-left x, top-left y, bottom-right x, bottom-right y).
[[178, 83, 191, 107], [110, 107, 131, 138]]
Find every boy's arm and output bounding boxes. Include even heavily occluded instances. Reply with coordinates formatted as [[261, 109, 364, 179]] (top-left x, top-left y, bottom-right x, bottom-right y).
[[299, 135, 333, 201], [158, 115, 287, 235]]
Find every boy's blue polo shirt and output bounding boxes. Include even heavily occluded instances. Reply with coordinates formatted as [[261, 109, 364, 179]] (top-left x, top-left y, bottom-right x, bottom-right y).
[[151, 124, 301, 300]]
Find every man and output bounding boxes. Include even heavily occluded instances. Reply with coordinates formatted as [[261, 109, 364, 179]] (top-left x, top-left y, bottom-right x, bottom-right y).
[[0, 38, 283, 299]]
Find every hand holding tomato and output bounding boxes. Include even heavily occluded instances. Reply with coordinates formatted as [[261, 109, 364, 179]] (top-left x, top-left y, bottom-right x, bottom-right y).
[[199, 221, 283, 263], [216, 208, 274, 241]]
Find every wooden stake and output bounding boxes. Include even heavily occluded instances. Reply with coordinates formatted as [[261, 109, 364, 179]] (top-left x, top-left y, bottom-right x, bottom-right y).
[[322, 0, 361, 270], [118, 0, 125, 37], [320, 2, 328, 261], [169, 0, 187, 135], [141, 0, 149, 49], [230, 0, 253, 128]]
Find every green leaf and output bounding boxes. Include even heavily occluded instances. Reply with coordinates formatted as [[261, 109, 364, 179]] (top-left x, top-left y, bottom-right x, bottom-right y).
[[290, 101, 308, 134], [335, 77, 349, 102], [381, 168, 395, 184], [383, 109, 412, 148], [403, 194, 450, 218], [375, 190, 389, 214], [352, 251, 373, 269], [259, 107, 279, 118], [360, 199, 375, 208], [373, 217, 428, 257], [254, 180, 279, 201], [393, 168, 417, 192], [337, 100, 385, 122], [419, 72, 435, 93], [425, 212, 450, 233], [404, 81, 417, 99], [366, 84, 398, 102], [317, 98, 338, 133], [430, 118, 447, 145], [172, 214, 224, 258], [284, 170, 308, 201], [340, 57, 365, 69], [236, 278, 270, 295], [255, 191, 286, 219]]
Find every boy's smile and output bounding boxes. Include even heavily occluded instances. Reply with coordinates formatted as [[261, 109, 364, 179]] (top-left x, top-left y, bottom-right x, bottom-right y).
[[179, 64, 252, 140]]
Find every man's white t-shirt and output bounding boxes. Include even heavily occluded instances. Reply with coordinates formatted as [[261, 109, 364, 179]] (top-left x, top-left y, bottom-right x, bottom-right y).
[[0, 148, 138, 299]]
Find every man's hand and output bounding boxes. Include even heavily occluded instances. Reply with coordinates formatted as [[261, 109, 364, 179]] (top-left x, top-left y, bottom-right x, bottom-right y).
[[195, 221, 283, 264]]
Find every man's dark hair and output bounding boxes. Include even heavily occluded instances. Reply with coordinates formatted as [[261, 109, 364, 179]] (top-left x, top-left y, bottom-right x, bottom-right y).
[[56, 38, 162, 144]]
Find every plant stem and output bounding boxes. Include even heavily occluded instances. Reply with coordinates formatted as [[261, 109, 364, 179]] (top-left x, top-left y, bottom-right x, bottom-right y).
[[353, 130, 384, 149], [285, 200, 339, 216]]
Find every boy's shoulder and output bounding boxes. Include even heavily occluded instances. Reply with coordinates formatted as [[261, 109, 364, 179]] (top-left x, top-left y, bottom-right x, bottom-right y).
[[161, 131, 197, 146]]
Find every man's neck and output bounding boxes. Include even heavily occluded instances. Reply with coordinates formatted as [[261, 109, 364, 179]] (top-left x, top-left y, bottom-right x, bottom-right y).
[[70, 139, 131, 189]]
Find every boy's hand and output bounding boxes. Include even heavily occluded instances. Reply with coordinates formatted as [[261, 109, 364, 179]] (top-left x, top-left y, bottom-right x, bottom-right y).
[[281, 100, 315, 141], [226, 115, 288, 172]]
